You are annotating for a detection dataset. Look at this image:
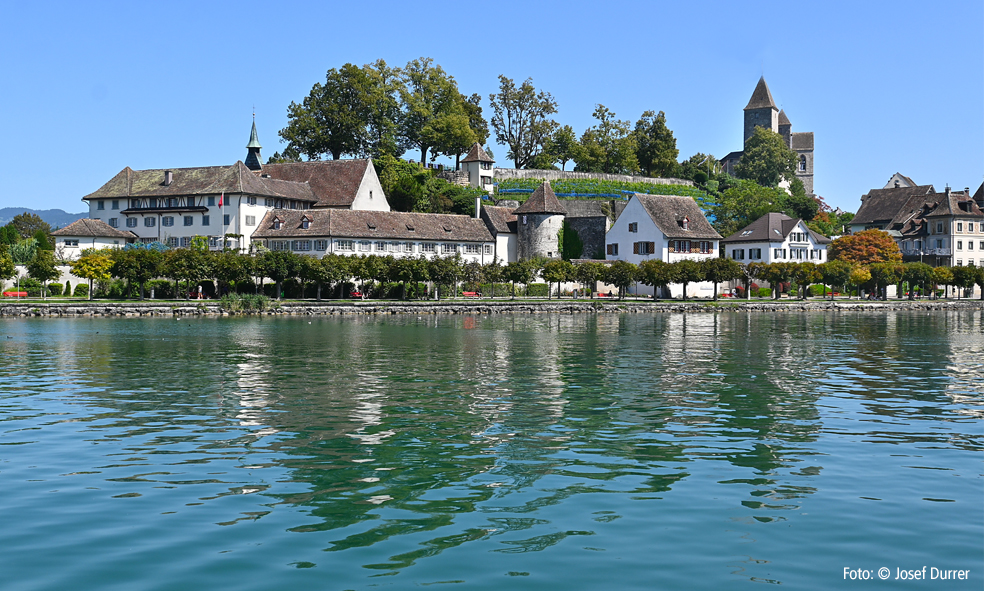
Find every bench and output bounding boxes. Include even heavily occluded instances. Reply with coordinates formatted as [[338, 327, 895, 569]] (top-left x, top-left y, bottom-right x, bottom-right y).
[[2, 291, 27, 298], [462, 291, 481, 297]]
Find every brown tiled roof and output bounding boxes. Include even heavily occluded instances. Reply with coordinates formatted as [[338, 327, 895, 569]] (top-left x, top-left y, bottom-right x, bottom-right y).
[[83, 162, 317, 202], [260, 159, 372, 208], [723, 212, 831, 244], [52, 218, 137, 239], [791, 132, 813, 150], [252, 209, 493, 242], [974, 182, 983, 205], [632, 193, 722, 240], [853, 185, 936, 227], [481, 205, 517, 234], [460, 143, 494, 163], [744, 77, 777, 111], [923, 190, 982, 219], [514, 182, 567, 215]]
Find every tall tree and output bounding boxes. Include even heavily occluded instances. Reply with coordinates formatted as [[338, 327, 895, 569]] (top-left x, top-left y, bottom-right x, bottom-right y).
[[818, 259, 853, 299], [735, 127, 797, 187], [280, 63, 373, 160], [26, 249, 59, 299], [363, 59, 405, 158], [10, 213, 51, 241], [488, 76, 559, 169], [829, 230, 902, 266], [672, 259, 705, 301], [545, 125, 580, 171], [710, 179, 789, 237], [679, 153, 719, 184], [634, 110, 679, 177], [603, 260, 639, 299], [575, 105, 639, 175], [70, 249, 114, 301], [702, 257, 743, 300], [400, 58, 464, 164], [638, 259, 678, 299]]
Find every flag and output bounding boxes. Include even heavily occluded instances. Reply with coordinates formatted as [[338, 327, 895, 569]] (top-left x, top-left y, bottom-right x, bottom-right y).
[[218, 193, 223, 208]]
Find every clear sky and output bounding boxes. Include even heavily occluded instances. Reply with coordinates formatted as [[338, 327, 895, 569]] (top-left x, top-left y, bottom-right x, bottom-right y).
[[1, 0, 980, 214]]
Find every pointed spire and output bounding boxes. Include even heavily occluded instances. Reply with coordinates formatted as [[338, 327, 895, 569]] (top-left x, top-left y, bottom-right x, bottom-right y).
[[778, 109, 791, 126], [744, 76, 777, 111], [514, 182, 567, 215], [245, 114, 263, 171]]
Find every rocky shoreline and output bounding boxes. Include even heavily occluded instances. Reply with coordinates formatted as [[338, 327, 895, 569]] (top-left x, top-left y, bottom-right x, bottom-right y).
[[2, 298, 984, 317]]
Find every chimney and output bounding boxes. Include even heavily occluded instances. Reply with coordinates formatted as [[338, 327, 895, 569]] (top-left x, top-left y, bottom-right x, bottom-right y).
[[475, 196, 482, 219], [945, 185, 951, 197], [164, 170, 172, 186]]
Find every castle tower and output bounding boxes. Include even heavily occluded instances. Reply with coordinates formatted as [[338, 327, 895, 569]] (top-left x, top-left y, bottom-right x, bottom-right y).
[[460, 143, 494, 194], [514, 181, 567, 260], [245, 116, 262, 171], [743, 76, 779, 143], [777, 109, 792, 147]]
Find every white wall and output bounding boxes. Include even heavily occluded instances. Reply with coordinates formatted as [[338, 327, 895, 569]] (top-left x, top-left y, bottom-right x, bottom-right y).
[[348, 164, 390, 212]]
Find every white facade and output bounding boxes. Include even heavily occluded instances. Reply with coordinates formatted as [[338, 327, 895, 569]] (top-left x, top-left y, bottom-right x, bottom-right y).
[[347, 165, 390, 211], [54, 235, 127, 261], [726, 220, 827, 264]]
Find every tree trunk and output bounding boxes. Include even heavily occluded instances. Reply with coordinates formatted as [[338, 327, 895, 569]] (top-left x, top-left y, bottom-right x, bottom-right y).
[[713, 281, 718, 301]]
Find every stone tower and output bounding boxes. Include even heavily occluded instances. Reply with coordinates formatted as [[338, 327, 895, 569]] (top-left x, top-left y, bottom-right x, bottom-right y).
[[514, 182, 567, 260], [245, 116, 263, 171], [743, 76, 779, 143]]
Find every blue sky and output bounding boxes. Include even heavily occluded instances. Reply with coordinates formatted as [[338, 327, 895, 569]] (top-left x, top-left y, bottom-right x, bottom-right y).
[[1, 0, 980, 214]]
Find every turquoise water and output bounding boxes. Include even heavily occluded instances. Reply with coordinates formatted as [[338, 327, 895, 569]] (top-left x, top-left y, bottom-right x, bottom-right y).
[[0, 312, 981, 590]]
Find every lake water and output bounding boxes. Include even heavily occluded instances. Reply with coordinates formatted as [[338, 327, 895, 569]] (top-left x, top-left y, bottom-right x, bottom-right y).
[[0, 312, 981, 590]]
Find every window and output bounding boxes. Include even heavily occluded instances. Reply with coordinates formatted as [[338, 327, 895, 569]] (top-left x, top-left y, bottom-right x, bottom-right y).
[[628, 222, 638, 233], [184, 216, 193, 226], [167, 237, 178, 247], [957, 240, 963, 250], [481, 175, 492, 187], [481, 161, 492, 170], [375, 241, 387, 251], [145, 217, 156, 227], [180, 237, 191, 248], [97, 200, 105, 210], [269, 240, 289, 252], [62, 239, 78, 247], [130, 199, 141, 209], [681, 217, 689, 231], [292, 240, 311, 251], [202, 215, 210, 226], [421, 243, 436, 253], [799, 155, 806, 171], [404, 242, 414, 253], [358, 241, 371, 252], [969, 242, 975, 251], [484, 244, 492, 255], [699, 241, 712, 254], [245, 216, 256, 226], [441, 243, 457, 254], [633, 242, 655, 255], [207, 196, 215, 207], [672, 240, 690, 253], [314, 240, 328, 251], [108, 218, 119, 228], [336, 239, 354, 251], [980, 241, 984, 250], [273, 219, 282, 230], [162, 216, 174, 227], [957, 222, 963, 232], [936, 222, 944, 233], [208, 237, 220, 248], [126, 218, 137, 228], [956, 259, 963, 266], [111, 200, 119, 210], [607, 243, 618, 256], [522, 215, 528, 225], [223, 214, 231, 225], [750, 248, 762, 260], [265, 198, 275, 207], [732, 249, 745, 260], [301, 219, 310, 229], [465, 244, 480, 254], [936, 239, 944, 249], [247, 196, 257, 206], [969, 223, 975, 233]]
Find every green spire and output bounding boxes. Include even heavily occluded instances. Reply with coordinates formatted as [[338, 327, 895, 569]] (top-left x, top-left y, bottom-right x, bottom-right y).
[[245, 114, 263, 171], [246, 115, 262, 149]]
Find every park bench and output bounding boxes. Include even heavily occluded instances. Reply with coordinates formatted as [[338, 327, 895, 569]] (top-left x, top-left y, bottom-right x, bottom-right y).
[[462, 291, 481, 297], [2, 291, 27, 298]]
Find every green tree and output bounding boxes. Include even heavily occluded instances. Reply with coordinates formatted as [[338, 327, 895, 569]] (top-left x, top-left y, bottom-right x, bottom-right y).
[[791, 262, 822, 299], [488, 75, 559, 169], [0, 244, 16, 284], [633, 110, 679, 177], [869, 262, 903, 300], [672, 259, 705, 300], [574, 260, 606, 298], [10, 213, 52, 241], [400, 58, 465, 164], [27, 249, 59, 299], [482, 258, 504, 298], [972, 266, 984, 301], [756, 262, 794, 300], [735, 127, 797, 187], [280, 63, 374, 160], [702, 257, 743, 300], [544, 125, 580, 171], [575, 105, 639, 175], [70, 248, 114, 301], [901, 262, 934, 300], [165, 248, 213, 299], [504, 259, 535, 299], [261, 250, 301, 300], [113, 248, 163, 300], [829, 230, 902, 266], [950, 265, 976, 299], [931, 266, 952, 299], [710, 179, 789, 237], [819, 259, 853, 300], [390, 255, 428, 300], [603, 259, 638, 299], [213, 250, 252, 295], [785, 179, 820, 221], [0, 224, 18, 246], [308, 253, 349, 300], [362, 59, 405, 158], [428, 253, 463, 299], [32, 229, 53, 251], [638, 259, 678, 299], [541, 259, 573, 299], [9, 238, 38, 264], [849, 266, 872, 298], [679, 153, 719, 184]]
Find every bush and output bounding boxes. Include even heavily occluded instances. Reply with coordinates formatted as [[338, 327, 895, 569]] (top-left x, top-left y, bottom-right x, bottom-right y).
[[526, 283, 548, 297], [757, 287, 772, 298], [47, 283, 63, 296], [146, 279, 174, 299], [479, 283, 512, 298], [64, 280, 72, 296], [19, 277, 47, 297], [809, 284, 826, 297], [219, 293, 270, 312], [73, 283, 89, 298]]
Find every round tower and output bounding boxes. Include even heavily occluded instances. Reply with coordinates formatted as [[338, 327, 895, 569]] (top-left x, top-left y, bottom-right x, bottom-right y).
[[514, 182, 567, 260]]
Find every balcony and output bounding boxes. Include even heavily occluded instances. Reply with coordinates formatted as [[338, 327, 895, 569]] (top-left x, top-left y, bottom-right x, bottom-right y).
[[901, 248, 951, 256]]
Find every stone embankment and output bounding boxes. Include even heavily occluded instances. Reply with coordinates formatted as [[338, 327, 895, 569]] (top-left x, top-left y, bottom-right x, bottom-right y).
[[2, 299, 984, 318]]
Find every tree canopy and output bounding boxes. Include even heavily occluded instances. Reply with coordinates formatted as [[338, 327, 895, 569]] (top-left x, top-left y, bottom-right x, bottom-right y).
[[488, 76, 559, 169], [575, 105, 639, 175], [735, 127, 797, 187], [633, 110, 679, 178], [829, 230, 902, 266]]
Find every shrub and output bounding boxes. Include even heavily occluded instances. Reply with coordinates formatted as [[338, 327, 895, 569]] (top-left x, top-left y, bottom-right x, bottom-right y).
[[479, 283, 512, 298], [527, 283, 548, 297], [757, 287, 772, 298], [809, 284, 826, 297], [219, 293, 270, 312], [146, 279, 174, 299], [19, 277, 47, 297], [73, 283, 89, 298], [64, 280, 72, 296], [47, 283, 63, 296]]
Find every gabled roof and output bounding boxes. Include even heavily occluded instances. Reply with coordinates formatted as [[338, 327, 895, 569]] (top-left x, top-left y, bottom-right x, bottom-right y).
[[83, 162, 317, 202], [252, 209, 493, 242], [514, 182, 567, 215], [852, 185, 937, 227], [259, 159, 374, 208], [460, 143, 494, 163], [631, 193, 721, 240], [922, 189, 982, 219], [481, 205, 517, 234], [51, 218, 136, 239], [723, 212, 832, 245], [791, 132, 813, 151], [744, 77, 778, 111]]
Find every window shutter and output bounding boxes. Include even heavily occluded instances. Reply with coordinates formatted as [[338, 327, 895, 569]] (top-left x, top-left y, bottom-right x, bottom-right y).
[[633, 242, 639, 254], [648, 242, 655, 254], [607, 244, 613, 255]]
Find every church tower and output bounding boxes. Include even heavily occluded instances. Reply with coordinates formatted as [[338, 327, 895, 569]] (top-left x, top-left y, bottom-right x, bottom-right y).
[[743, 76, 779, 143], [245, 116, 263, 171]]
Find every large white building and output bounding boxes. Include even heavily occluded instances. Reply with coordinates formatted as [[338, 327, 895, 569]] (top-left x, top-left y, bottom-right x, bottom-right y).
[[722, 212, 830, 264]]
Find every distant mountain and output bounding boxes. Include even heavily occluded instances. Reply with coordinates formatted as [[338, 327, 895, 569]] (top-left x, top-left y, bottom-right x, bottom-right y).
[[0, 207, 87, 230]]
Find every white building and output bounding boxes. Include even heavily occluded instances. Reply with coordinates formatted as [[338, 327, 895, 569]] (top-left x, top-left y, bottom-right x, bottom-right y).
[[722, 212, 830, 264], [605, 193, 723, 298], [51, 218, 136, 260]]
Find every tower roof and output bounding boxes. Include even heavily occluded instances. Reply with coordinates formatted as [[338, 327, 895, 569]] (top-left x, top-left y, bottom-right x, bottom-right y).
[[461, 143, 493, 163], [514, 182, 566, 215], [246, 118, 262, 149], [778, 109, 791, 126], [744, 77, 778, 111]]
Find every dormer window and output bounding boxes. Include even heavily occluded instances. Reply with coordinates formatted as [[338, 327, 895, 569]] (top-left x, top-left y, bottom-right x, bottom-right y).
[[273, 217, 283, 230], [367, 222, 376, 230], [301, 215, 312, 230], [680, 216, 689, 230], [443, 225, 453, 233], [406, 224, 415, 231]]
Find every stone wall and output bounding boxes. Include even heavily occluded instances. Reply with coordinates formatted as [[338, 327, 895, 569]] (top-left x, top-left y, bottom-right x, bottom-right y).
[[494, 168, 692, 187], [517, 213, 563, 259]]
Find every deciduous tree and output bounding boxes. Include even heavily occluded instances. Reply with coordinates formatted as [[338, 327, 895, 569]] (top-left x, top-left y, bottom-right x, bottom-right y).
[[26, 249, 59, 299], [541, 259, 573, 299], [672, 259, 704, 300], [818, 259, 853, 300], [829, 230, 902, 266], [488, 76, 558, 169], [633, 110, 679, 178], [575, 105, 639, 175], [400, 58, 465, 164], [638, 259, 677, 299], [70, 249, 113, 301], [702, 257, 743, 300], [735, 127, 797, 187]]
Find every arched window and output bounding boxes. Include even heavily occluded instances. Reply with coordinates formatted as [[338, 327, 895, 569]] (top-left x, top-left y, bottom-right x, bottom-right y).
[[799, 155, 807, 171]]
